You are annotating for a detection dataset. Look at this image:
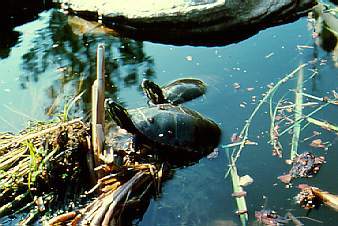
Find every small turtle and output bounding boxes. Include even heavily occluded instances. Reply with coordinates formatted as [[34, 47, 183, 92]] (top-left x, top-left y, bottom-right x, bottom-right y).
[[278, 152, 325, 184], [141, 78, 207, 105], [105, 99, 221, 155]]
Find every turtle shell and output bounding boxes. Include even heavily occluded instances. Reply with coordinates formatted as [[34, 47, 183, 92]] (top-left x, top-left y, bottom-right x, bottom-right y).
[[128, 104, 220, 153], [162, 78, 207, 105]]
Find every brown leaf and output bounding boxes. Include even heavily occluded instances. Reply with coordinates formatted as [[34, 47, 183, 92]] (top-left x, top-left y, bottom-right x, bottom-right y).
[[310, 139, 326, 148], [278, 174, 292, 184]]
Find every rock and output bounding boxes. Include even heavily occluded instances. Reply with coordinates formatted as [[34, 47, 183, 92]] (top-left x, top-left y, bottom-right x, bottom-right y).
[[59, 0, 316, 45]]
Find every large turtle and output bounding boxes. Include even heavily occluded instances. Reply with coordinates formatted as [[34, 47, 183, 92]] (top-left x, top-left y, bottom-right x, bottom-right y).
[[141, 78, 206, 105], [105, 99, 220, 155]]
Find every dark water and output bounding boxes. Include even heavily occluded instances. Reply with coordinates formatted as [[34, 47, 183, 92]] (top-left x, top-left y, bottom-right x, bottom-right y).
[[0, 9, 337, 226]]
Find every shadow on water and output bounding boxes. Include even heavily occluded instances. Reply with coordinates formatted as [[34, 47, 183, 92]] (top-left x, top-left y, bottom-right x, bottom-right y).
[[0, 1, 53, 59]]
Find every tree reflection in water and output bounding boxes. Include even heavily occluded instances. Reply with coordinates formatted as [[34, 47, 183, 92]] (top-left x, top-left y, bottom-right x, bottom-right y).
[[20, 10, 155, 117]]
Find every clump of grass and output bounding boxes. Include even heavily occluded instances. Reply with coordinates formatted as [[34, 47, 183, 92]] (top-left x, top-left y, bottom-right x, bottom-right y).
[[0, 117, 91, 222]]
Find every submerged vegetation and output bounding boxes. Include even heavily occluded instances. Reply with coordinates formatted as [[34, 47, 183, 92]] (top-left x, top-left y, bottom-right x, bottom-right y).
[[225, 3, 338, 224], [226, 62, 337, 225]]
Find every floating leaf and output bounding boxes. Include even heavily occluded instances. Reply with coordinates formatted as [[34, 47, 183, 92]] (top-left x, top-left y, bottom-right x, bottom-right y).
[[310, 139, 326, 148], [239, 175, 254, 187]]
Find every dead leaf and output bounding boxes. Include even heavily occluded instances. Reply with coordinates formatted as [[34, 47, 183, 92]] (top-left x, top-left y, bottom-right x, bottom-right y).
[[239, 175, 254, 187], [310, 139, 326, 148], [278, 174, 292, 184]]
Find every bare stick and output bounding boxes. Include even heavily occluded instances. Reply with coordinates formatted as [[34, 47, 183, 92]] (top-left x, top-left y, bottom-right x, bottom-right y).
[[286, 212, 304, 226], [306, 117, 338, 133], [92, 43, 106, 177]]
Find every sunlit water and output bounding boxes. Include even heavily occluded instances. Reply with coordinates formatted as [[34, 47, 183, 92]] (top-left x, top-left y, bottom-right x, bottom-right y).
[[0, 9, 337, 226]]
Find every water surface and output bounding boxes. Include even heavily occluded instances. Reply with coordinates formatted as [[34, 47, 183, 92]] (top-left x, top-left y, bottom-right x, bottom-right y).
[[0, 9, 337, 226]]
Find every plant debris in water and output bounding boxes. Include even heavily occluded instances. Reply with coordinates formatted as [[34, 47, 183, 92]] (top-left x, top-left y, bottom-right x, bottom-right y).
[[296, 184, 338, 211], [278, 152, 325, 184], [0, 118, 91, 224], [47, 125, 164, 225], [255, 209, 289, 225]]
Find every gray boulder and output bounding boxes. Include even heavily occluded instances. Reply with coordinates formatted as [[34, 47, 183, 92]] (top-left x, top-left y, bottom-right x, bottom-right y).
[[61, 0, 316, 45]]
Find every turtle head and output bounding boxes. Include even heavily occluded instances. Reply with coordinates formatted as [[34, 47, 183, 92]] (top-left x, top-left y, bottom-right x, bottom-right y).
[[141, 79, 166, 104], [105, 99, 138, 133]]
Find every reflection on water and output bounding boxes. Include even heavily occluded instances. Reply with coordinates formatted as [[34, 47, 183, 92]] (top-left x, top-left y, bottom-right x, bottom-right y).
[[0, 7, 337, 226], [0, 10, 154, 131]]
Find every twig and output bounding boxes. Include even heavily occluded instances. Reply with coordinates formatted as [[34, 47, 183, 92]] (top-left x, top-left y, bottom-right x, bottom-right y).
[[92, 171, 145, 225], [279, 102, 330, 136], [299, 92, 337, 105], [296, 216, 323, 224], [0, 193, 29, 217], [306, 117, 338, 132], [276, 102, 319, 109], [269, 92, 285, 157], [286, 212, 304, 226], [48, 211, 77, 225]]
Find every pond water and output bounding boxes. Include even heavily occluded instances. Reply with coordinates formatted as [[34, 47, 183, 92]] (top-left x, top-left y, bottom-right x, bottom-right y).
[[0, 8, 337, 226]]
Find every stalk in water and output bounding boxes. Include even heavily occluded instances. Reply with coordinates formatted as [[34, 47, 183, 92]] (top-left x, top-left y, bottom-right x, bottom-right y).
[[290, 65, 304, 160]]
